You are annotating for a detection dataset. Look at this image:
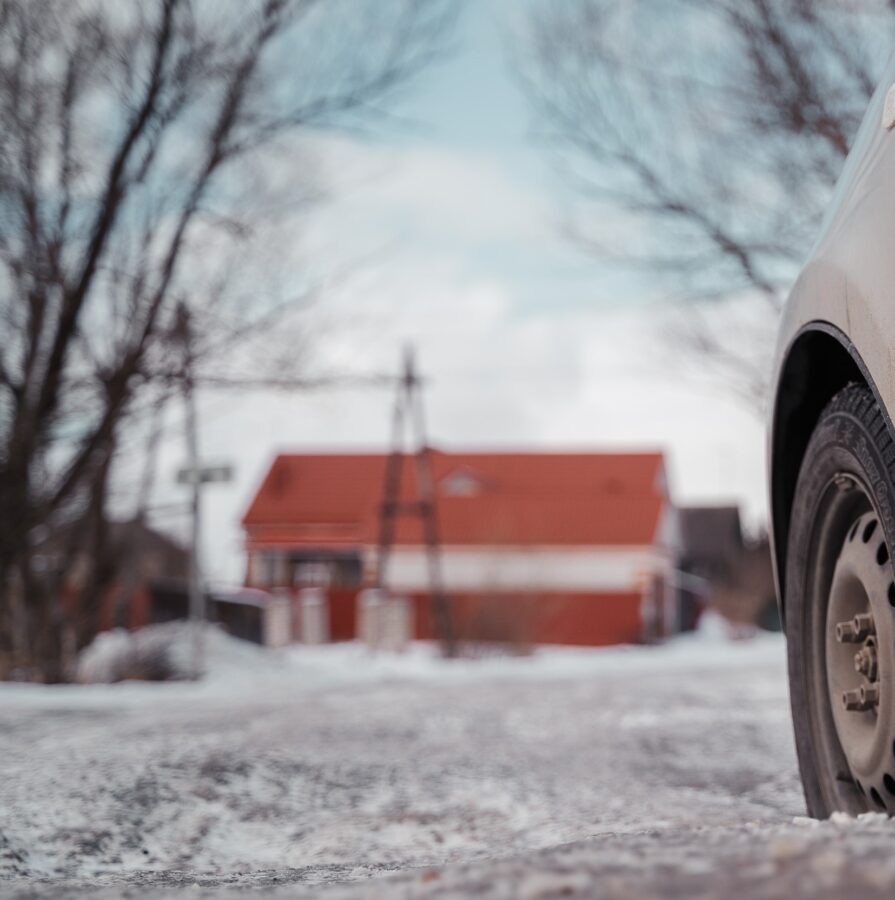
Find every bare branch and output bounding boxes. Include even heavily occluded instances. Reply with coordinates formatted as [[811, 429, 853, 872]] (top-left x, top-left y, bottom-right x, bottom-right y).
[[0, 0, 459, 678], [519, 0, 895, 406]]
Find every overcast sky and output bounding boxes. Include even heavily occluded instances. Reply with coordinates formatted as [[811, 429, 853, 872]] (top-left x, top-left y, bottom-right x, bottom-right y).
[[141, 1, 767, 583]]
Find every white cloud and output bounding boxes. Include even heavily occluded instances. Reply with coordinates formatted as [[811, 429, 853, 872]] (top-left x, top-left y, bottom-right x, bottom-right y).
[[306, 133, 555, 251]]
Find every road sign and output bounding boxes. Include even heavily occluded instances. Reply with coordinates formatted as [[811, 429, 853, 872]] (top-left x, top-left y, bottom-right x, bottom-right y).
[[176, 464, 234, 486]]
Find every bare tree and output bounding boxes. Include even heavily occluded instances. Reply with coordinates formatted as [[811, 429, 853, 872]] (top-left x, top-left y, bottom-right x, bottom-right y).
[[0, 0, 457, 681], [519, 0, 895, 409]]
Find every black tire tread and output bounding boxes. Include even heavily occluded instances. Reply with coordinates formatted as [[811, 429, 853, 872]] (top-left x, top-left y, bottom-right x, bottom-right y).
[[786, 381, 895, 818]]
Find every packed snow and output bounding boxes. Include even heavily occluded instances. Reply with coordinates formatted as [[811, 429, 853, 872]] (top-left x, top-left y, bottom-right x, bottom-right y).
[[3, 618, 895, 897]]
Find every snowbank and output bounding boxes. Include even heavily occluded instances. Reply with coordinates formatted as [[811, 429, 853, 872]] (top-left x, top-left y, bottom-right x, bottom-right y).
[[76, 621, 276, 684], [0, 610, 786, 710]]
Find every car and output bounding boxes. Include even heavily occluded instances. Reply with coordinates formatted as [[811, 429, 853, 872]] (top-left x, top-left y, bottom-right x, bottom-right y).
[[771, 53, 895, 818]]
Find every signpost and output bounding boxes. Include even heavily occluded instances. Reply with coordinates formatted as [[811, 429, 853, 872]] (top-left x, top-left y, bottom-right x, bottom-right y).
[[175, 462, 233, 678], [174, 301, 235, 678]]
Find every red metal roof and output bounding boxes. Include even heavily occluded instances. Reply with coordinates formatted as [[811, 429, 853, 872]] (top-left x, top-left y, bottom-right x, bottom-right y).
[[243, 450, 668, 548]]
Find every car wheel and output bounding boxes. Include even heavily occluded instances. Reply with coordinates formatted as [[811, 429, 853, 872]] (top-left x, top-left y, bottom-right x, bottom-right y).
[[786, 382, 895, 817]]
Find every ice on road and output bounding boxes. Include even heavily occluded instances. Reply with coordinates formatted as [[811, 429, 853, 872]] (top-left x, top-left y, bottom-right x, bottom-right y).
[[4, 624, 895, 897]]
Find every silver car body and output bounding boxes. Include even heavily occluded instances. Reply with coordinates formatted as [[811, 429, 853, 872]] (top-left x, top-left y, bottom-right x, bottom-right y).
[[770, 53, 895, 612]]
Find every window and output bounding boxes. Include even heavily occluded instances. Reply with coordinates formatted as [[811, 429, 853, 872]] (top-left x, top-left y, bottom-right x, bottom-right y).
[[441, 469, 481, 496]]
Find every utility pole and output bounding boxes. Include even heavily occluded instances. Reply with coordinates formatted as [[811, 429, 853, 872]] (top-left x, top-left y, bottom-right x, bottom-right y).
[[174, 303, 205, 678], [375, 346, 456, 657]]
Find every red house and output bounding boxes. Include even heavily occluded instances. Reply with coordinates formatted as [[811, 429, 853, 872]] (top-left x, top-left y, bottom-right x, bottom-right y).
[[242, 450, 680, 646]]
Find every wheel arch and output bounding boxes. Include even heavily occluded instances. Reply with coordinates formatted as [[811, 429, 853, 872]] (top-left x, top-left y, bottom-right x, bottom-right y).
[[771, 323, 877, 621]]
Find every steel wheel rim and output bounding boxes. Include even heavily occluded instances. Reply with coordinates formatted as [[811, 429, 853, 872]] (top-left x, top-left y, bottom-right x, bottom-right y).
[[826, 503, 895, 811]]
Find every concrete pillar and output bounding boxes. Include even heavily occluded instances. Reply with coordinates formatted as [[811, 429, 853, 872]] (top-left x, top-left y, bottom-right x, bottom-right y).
[[263, 594, 292, 648], [298, 586, 329, 644], [358, 588, 385, 648], [380, 595, 412, 652], [358, 589, 412, 651]]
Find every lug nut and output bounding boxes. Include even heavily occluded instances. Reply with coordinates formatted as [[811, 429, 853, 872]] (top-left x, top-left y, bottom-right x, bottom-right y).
[[837, 614, 876, 643], [853, 614, 876, 641], [842, 682, 881, 712], [861, 682, 880, 708], [843, 688, 864, 710]]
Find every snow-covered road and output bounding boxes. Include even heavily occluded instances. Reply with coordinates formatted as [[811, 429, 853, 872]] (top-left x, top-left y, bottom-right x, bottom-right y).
[[3, 627, 895, 897]]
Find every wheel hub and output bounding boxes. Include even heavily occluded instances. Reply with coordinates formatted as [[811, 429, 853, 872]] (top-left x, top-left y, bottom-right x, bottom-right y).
[[827, 511, 895, 809], [854, 640, 879, 683]]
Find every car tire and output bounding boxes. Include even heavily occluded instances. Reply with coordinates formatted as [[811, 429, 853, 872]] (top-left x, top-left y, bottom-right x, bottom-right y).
[[786, 382, 895, 817]]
